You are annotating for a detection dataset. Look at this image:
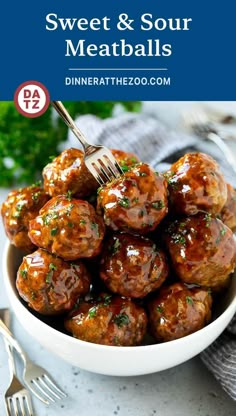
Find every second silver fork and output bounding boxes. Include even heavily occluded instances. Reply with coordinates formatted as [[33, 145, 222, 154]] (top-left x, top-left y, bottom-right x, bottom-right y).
[[0, 318, 67, 405], [184, 108, 236, 175], [4, 342, 34, 416]]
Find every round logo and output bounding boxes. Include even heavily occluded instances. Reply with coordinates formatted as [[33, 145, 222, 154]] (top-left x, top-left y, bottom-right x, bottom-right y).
[[14, 81, 50, 118]]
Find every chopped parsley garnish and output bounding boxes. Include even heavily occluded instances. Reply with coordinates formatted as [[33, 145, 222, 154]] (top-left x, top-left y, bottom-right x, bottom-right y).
[[50, 227, 58, 236], [68, 222, 74, 228], [216, 227, 227, 244], [49, 263, 57, 271], [32, 191, 41, 201], [186, 296, 194, 305], [80, 219, 86, 225], [121, 165, 129, 173], [66, 203, 74, 216], [103, 295, 112, 306], [88, 306, 97, 318], [156, 305, 163, 313], [45, 263, 57, 284], [30, 180, 42, 188], [152, 200, 165, 210], [171, 234, 186, 245], [118, 197, 130, 208], [20, 269, 27, 279], [139, 209, 145, 218], [31, 291, 36, 300], [204, 213, 212, 227], [113, 313, 130, 328], [139, 172, 147, 177], [42, 212, 59, 225], [112, 238, 121, 254], [66, 190, 72, 201], [91, 222, 100, 237]]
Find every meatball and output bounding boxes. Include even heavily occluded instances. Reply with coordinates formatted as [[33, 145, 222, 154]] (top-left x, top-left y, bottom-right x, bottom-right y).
[[65, 293, 147, 346], [100, 233, 168, 298], [220, 183, 236, 232], [111, 149, 140, 172], [16, 248, 91, 315], [97, 163, 168, 234], [166, 152, 227, 215], [1, 184, 49, 253], [164, 213, 236, 291], [148, 282, 212, 342], [43, 148, 98, 198], [28, 196, 105, 260]]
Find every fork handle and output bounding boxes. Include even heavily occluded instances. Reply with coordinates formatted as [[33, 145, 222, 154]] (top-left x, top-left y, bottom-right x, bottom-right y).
[[0, 318, 28, 365], [52, 101, 90, 150], [4, 340, 17, 377]]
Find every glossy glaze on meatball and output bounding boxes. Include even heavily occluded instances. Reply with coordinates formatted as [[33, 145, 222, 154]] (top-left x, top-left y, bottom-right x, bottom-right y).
[[16, 248, 91, 315], [43, 148, 98, 198], [111, 149, 140, 172], [28, 196, 105, 260], [148, 282, 212, 342], [220, 183, 236, 232], [164, 214, 236, 291], [100, 233, 168, 298], [1, 184, 49, 253], [166, 152, 227, 215], [97, 163, 168, 234], [65, 293, 147, 346]]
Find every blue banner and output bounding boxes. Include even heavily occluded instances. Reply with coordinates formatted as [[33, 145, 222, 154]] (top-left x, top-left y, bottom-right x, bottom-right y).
[[1, 0, 235, 100]]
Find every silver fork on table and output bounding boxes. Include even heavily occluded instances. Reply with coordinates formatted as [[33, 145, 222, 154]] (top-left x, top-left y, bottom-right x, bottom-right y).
[[4, 342, 34, 416], [184, 109, 236, 175], [1, 309, 34, 416], [52, 101, 123, 185], [0, 318, 67, 405]]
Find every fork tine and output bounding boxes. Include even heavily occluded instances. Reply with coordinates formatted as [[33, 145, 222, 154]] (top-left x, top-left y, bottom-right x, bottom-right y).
[[43, 374, 67, 397], [31, 379, 55, 403], [104, 154, 123, 177], [18, 396, 25, 416], [6, 399, 12, 416], [26, 382, 50, 405], [11, 397, 19, 416], [23, 396, 33, 416], [100, 155, 119, 180], [85, 161, 106, 185], [98, 160, 114, 182], [92, 162, 110, 183], [38, 376, 63, 400]]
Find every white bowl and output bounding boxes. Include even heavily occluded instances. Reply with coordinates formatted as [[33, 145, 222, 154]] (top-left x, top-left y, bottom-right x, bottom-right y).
[[3, 241, 236, 376]]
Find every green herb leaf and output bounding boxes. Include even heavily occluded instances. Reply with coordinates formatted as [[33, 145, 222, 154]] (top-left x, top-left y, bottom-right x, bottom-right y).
[[113, 313, 130, 328], [118, 196, 130, 208], [186, 296, 194, 305], [49, 263, 57, 271], [50, 228, 58, 236], [152, 200, 165, 210], [20, 269, 27, 279], [88, 306, 97, 318]]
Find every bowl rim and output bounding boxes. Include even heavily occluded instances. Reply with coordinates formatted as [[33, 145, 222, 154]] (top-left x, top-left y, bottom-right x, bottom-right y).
[[3, 240, 236, 354]]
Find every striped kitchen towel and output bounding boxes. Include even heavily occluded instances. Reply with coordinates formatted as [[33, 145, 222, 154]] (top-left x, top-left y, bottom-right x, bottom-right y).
[[66, 111, 236, 400]]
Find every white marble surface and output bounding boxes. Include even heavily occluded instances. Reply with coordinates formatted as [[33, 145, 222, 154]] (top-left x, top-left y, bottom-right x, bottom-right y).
[[1, 104, 236, 415]]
